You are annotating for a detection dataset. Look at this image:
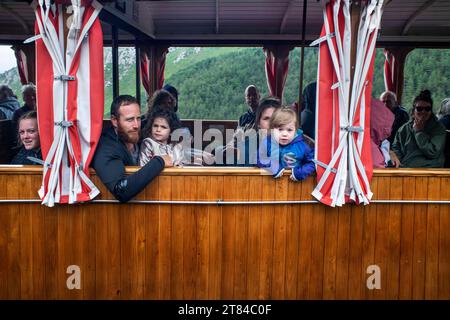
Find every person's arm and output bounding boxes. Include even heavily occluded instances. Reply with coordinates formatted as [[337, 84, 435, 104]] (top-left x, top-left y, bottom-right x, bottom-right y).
[[139, 139, 155, 166], [113, 157, 165, 202], [391, 128, 405, 165], [92, 144, 165, 203], [414, 127, 446, 159], [257, 138, 285, 177], [291, 143, 315, 181]]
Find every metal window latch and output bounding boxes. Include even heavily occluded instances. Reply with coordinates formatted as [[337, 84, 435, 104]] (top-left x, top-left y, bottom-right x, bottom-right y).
[[54, 120, 74, 127], [54, 75, 75, 81], [341, 126, 364, 133]]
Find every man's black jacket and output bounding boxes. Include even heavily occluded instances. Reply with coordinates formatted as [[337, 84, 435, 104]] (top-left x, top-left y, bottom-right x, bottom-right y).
[[92, 127, 164, 202]]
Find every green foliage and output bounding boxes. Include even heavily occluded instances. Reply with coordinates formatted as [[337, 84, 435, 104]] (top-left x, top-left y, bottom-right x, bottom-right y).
[[1, 47, 448, 118]]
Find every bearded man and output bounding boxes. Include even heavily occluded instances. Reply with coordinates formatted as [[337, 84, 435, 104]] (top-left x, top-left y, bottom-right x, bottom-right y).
[[92, 95, 172, 202]]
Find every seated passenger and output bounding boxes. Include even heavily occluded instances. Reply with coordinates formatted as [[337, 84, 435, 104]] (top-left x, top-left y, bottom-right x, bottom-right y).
[[438, 98, 450, 129], [10, 111, 42, 165], [163, 84, 179, 113], [0, 84, 20, 120], [380, 90, 410, 144], [12, 84, 36, 129], [140, 110, 213, 166], [147, 89, 176, 114], [370, 98, 394, 168], [300, 82, 316, 139], [391, 90, 446, 168], [438, 98, 450, 167], [92, 95, 173, 203], [257, 107, 315, 181], [237, 85, 260, 131], [140, 110, 184, 166], [235, 96, 281, 165], [142, 89, 179, 131]]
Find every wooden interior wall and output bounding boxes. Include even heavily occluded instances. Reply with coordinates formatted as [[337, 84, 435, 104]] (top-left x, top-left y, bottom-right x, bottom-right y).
[[0, 167, 449, 299]]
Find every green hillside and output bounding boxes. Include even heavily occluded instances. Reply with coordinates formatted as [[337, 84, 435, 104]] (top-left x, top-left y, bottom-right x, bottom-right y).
[[167, 47, 449, 120], [1, 47, 448, 119]]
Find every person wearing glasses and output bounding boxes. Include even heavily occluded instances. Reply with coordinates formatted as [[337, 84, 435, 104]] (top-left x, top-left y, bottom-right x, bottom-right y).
[[390, 90, 446, 168]]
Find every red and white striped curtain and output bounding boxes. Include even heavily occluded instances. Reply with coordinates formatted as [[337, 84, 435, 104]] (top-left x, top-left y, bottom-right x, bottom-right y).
[[154, 46, 168, 91], [383, 49, 396, 92], [33, 0, 104, 206], [263, 46, 292, 100], [312, 0, 384, 207], [12, 44, 36, 85], [13, 48, 30, 84], [140, 50, 150, 95]]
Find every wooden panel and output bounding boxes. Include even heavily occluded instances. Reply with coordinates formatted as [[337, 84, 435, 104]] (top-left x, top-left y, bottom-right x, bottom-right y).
[[284, 181, 300, 299], [170, 176, 185, 299], [385, 177, 403, 299], [44, 206, 59, 299], [0, 169, 449, 300], [220, 176, 237, 298], [0, 174, 9, 299], [81, 204, 96, 299], [373, 176, 391, 299], [233, 177, 249, 299], [424, 177, 441, 299], [412, 177, 428, 299], [347, 204, 364, 299], [335, 206, 351, 299], [308, 202, 326, 299], [153, 175, 171, 299], [258, 177, 275, 299], [58, 206, 83, 299], [296, 183, 313, 299], [194, 176, 210, 299], [399, 177, 416, 299], [362, 177, 378, 299], [322, 206, 339, 299], [271, 178, 288, 299], [246, 176, 262, 299], [182, 176, 198, 299], [207, 175, 223, 299], [95, 203, 121, 299], [439, 177, 450, 299], [6, 175, 21, 299]]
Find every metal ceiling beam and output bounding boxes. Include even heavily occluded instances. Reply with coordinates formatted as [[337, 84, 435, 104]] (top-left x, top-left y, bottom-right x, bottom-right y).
[[215, 0, 220, 34], [100, 3, 155, 40], [401, 0, 439, 35], [280, 0, 297, 34]]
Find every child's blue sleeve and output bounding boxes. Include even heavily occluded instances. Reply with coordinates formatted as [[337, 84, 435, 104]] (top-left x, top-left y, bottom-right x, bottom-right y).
[[257, 137, 284, 177], [291, 143, 315, 181], [257, 138, 270, 168]]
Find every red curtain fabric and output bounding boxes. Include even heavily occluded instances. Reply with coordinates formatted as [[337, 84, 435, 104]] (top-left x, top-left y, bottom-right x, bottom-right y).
[[12, 45, 36, 85], [313, 0, 383, 207], [383, 49, 396, 92], [34, 0, 103, 206], [140, 50, 150, 95], [382, 47, 413, 104], [263, 46, 292, 100], [154, 46, 169, 91]]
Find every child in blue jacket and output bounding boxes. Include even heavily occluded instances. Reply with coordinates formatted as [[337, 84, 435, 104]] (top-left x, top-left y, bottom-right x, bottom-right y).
[[257, 107, 315, 181]]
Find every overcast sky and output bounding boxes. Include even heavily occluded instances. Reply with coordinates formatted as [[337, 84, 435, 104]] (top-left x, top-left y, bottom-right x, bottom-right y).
[[0, 46, 18, 73]]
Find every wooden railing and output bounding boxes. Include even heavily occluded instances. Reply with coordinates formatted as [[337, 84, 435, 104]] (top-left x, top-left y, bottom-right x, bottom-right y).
[[0, 166, 449, 299]]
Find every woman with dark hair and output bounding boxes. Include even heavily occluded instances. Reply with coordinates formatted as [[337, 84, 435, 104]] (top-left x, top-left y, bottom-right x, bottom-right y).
[[234, 96, 282, 165], [391, 90, 446, 168], [163, 84, 179, 112], [147, 89, 176, 114]]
